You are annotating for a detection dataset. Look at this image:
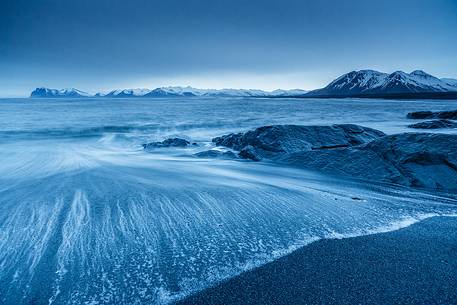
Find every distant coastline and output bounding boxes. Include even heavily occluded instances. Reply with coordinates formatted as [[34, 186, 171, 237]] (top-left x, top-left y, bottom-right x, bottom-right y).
[[28, 69, 457, 100], [279, 91, 457, 100]]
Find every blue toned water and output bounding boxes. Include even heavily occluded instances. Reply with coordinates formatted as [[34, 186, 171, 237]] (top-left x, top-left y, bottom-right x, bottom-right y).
[[1, 97, 457, 304]]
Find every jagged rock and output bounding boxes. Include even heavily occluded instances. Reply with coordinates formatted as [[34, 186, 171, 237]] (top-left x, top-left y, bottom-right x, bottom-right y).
[[212, 124, 385, 160], [407, 110, 457, 120], [143, 138, 191, 149], [212, 124, 457, 190], [212, 133, 244, 151], [280, 133, 457, 190], [239, 145, 262, 161], [407, 111, 434, 119], [408, 119, 457, 129], [194, 150, 238, 159]]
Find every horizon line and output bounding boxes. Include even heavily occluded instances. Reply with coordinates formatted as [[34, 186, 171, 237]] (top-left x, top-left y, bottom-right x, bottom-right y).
[[3, 68, 457, 98]]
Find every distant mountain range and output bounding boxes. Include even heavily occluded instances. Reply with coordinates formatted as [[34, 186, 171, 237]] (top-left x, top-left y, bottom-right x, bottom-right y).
[[30, 86, 308, 98], [30, 70, 457, 99]]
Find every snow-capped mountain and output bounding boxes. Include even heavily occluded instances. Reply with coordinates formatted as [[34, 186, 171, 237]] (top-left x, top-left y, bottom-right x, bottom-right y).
[[308, 70, 457, 96], [270, 89, 308, 97], [98, 88, 152, 97], [30, 87, 91, 98], [141, 87, 293, 97], [151, 86, 209, 96], [93, 86, 308, 98], [205, 88, 268, 97], [442, 78, 457, 87], [143, 87, 196, 97]]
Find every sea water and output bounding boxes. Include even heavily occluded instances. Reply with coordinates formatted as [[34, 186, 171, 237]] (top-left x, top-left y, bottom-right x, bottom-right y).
[[0, 97, 456, 304]]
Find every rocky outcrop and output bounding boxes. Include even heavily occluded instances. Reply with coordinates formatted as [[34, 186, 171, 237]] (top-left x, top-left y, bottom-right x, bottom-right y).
[[143, 138, 195, 149], [212, 124, 457, 190], [212, 124, 385, 160], [407, 110, 457, 120], [408, 119, 457, 129], [281, 133, 457, 190]]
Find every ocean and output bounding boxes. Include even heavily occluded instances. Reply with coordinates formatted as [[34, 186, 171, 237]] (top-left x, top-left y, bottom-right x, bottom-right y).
[[1, 97, 456, 304]]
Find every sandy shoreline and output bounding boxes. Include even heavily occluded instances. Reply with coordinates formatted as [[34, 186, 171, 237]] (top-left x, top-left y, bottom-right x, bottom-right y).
[[177, 216, 457, 305]]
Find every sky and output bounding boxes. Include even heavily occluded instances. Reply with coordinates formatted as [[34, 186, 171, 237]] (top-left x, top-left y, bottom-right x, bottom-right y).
[[1, 0, 457, 97]]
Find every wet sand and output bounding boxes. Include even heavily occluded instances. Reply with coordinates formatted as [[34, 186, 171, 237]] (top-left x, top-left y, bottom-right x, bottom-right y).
[[178, 216, 457, 305]]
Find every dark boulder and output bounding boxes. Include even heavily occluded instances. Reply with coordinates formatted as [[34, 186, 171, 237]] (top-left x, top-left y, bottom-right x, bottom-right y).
[[143, 138, 192, 149], [408, 119, 457, 129], [212, 133, 244, 150], [407, 110, 457, 120], [281, 133, 457, 190], [406, 111, 434, 119], [194, 150, 238, 159], [212, 124, 385, 160], [212, 124, 457, 190], [239, 145, 262, 161]]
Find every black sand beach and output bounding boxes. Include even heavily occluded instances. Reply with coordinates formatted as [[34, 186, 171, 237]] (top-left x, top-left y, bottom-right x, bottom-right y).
[[178, 216, 457, 305]]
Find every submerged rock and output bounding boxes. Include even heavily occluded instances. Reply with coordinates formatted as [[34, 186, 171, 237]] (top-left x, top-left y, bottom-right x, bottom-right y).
[[408, 119, 457, 129], [281, 133, 457, 190], [212, 124, 385, 160], [143, 138, 193, 149], [194, 150, 238, 159], [407, 110, 457, 120]]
